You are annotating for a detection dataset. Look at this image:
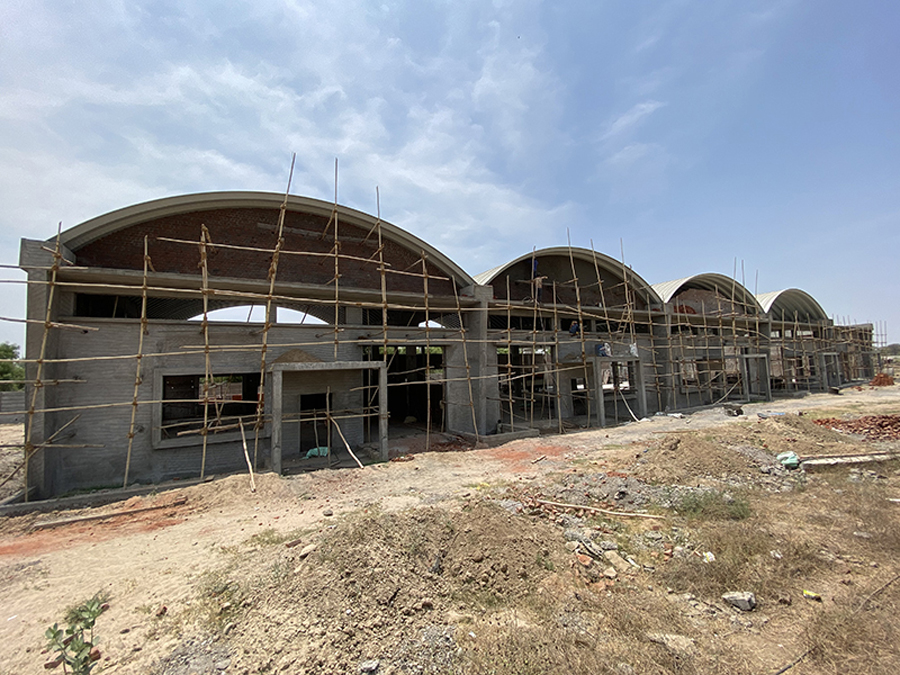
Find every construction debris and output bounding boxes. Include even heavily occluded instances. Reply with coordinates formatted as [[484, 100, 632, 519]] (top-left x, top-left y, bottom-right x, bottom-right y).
[[870, 373, 895, 386], [812, 414, 900, 441]]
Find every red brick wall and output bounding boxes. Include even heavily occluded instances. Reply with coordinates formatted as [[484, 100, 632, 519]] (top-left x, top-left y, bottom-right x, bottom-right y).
[[73, 207, 457, 295]]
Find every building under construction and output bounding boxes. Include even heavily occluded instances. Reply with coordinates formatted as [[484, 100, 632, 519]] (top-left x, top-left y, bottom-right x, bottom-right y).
[[10, 191, 881, 498]]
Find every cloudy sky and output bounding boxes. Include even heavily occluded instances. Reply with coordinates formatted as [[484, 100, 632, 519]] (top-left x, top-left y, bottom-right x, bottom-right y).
[[1, 0, 898, 347]]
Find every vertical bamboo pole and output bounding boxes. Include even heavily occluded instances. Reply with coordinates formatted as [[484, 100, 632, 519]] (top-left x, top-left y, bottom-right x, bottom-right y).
[[326, 386, 333, 468], [363, 187, 390, 441], [676, 304, 691, 410], [123, 236, 151, 487], [567, 233, 590, 424], [198, 225, 213, 479], [529, 265, 541, 427], [551, 280, 563, 434], [645, 310, 663, 412], [254, 154, 296, 468], [332, 159, 341, 360], [23, 223, 64, 501], [452, 283, 479, 442], [421, 253, 432, 452], [701, 300, 711, 405], [620, 239, 637, 347], [589, 241, 616, 423], [505, 275, 515, 431]]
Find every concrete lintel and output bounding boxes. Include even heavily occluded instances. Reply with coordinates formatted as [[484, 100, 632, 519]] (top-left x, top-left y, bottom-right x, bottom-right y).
[[459, 283, 494, 302], [270, 361, 381, 372]]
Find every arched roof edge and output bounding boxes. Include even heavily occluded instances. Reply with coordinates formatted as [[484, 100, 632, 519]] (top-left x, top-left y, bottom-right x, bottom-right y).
[[756, 288, 828, 321], [652, 273, 763, 313], [57, 191, 476, 287], [474, 247, 662, 305]]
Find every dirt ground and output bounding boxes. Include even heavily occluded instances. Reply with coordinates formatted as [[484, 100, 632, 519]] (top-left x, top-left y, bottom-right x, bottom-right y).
[[1, 386, 899, 674], [0, 423, 24, 503]]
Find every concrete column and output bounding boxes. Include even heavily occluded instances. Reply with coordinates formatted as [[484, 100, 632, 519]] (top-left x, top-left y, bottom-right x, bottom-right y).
[[270, 370, 283, 474], [592, 358, 605, 428], [19, 239, 73, 497], [634, 358, 648, 418], [458, 284, 498, 436], [378, 364, 389, 461]]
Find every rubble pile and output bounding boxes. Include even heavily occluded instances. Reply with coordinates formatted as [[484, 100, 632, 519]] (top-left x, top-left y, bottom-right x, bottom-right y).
[[812, 414, 900, 441], [870, 372, 896, 386]]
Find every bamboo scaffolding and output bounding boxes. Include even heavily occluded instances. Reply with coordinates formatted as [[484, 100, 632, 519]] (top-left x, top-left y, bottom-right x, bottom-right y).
[[123, 236, 151, 487], [8, 277, 474, 320], [702, 300, 714, 405], [254, 155, 296, 469], [566, 232, 590, 425], [0, 316, 99, 332], [452, 282, 479, 442], [551, 280, 563, 434], [0, 414, 82, 490], [7, 185, 885, 501], [505, 276, 515, 431], [198, 225, 214, 479], [154, 237, 400, 270], [529, 267, 540, 427], [23, 223, 64, 501], [422, 253, 433, 452], [332, 159, 341, 360], [325, 386, 333, 468]]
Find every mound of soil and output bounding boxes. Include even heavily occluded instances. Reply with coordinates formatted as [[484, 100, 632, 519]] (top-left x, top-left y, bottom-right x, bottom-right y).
[[633, 435, 760, 485], [201, 501, 567, 674]]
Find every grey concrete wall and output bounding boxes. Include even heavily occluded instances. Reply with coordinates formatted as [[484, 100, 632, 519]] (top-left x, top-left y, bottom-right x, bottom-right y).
[[0, 391, 25, 424], [280, 369, 365, 460], [28, 315, 475, 495]]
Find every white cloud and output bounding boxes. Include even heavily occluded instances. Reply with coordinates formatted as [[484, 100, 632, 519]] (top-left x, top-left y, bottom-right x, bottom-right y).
[[0, 0, 575, 346], [600, 100, 666, 143]]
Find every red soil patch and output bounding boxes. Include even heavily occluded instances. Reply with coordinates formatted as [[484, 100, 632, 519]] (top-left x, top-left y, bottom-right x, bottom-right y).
[[484, 442, 571, 472], [0, 506, 187, 557]]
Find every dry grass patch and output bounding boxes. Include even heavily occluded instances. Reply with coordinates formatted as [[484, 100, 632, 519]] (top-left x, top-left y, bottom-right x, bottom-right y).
[[658, 518, 824, 602], [804, 574, 900, 675]]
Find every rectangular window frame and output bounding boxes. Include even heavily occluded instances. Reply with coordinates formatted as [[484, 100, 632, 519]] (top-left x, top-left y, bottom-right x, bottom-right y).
[[152, 368, 270, 450]]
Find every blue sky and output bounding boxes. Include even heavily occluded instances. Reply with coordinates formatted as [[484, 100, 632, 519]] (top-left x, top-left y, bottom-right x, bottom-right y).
[[1, 0, 897, 347]]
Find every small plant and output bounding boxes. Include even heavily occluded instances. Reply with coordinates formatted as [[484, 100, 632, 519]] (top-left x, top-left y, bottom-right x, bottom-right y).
[[675, 489, 751, 521], [44, 593, 108, 673]]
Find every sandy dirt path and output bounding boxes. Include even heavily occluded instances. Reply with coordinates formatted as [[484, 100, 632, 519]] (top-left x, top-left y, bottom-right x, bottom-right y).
[[1, 386, 898, 674]]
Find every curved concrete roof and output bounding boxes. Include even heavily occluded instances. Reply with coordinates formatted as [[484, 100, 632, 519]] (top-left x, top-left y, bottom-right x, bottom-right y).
[[756, 288, 828, 322], [474, 247, 662, 305], [652, 273, 763, 314], [58, 191, 476, 287]]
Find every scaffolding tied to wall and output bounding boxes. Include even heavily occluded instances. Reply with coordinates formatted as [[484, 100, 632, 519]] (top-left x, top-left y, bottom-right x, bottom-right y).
[[0, 177, 886, 500]]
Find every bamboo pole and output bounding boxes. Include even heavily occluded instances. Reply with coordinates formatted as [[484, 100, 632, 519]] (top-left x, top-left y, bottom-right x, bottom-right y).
[[123, 236, 151, 487], [239, 419, 257, 492], [198, 225, 213, 479], [505, 275, 515, 431], [421, 253, 432, 452], [332, 159, 341, 360], [254, 154, 296, 469], [529, 263, 541, 427], [551, 280, 563, 434], [701, 300, 714, 405], [452, 282, 479, 442], [23, 223, 64, 501], [326, 386, 333, 468], [566, 232, 590, 424], [329, 412, 364, 469]]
